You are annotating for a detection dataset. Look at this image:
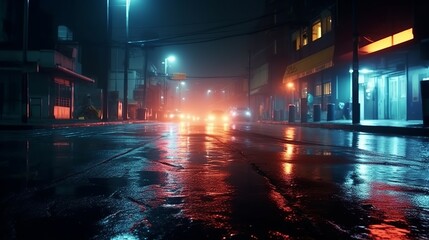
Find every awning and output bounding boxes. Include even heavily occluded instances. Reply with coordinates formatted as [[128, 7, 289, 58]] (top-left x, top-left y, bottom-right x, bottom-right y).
[[283, 46, 334, 83], [54, 65, 95, 83], [39, 65, 95, 83]]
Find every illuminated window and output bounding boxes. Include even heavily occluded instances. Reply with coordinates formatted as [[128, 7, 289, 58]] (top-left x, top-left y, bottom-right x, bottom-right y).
[[323, 82, 331, 95], [58, 25, 73, 41], [315, 84, 322, 96], [312, 20, 322, 41]]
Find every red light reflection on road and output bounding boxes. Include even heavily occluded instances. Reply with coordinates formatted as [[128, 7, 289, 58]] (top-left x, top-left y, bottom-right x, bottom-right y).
[[366, 182, 412, 240], [151, 123, 233, 230]]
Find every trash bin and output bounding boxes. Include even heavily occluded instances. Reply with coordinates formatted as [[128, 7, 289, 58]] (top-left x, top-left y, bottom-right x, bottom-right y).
[[288, 104, 295, 122], [327, 103, 335, 121], [421, 80, 429, 126], [313, 104, 321, 122]]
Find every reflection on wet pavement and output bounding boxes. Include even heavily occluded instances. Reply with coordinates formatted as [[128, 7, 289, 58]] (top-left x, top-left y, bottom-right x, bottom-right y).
[[1, 122, 428, 239]]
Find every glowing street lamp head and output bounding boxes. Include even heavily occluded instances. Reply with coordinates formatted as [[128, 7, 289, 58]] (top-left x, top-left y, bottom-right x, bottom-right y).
[[167, 56, 176, 62], [164, 55, 176, 75]]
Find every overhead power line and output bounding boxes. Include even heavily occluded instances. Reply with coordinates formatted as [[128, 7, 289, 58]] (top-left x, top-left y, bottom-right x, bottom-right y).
[[129, 7, 291, 47]]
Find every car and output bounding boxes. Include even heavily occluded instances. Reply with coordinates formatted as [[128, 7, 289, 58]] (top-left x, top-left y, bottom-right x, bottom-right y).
[[206, 110, 229, 123], [164, 110, 183, 122], [230, 107, 252, 122]]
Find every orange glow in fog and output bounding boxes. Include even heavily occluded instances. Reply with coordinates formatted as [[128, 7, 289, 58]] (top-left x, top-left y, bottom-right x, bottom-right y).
[[359, 28, 413, 54]]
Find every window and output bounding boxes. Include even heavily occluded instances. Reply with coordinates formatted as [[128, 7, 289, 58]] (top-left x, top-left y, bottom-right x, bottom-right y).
[[58, 25, 73, 41], [302, 28, 308, 46], [315, 84, 322, 96], [291, 10, 332, 50], [323, 82, 331, 95], [292, 31, 301, 50], [312, 20, 322, 41], [321, 11, 332, 34], [54, 78, 71, 107], [301, 83, 308, 98]]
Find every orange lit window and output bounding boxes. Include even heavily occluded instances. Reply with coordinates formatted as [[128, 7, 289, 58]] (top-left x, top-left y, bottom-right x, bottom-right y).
[[323, 82, 331, 95], [312, 20, 322, 41]]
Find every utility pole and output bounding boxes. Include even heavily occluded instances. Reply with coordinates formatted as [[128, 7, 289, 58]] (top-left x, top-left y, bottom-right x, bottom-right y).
[[21, 0, 29, 123], [103, 0, 111, 121], [123, 0, 130, 120], [352, 0, 360, 124], [247, 50, 251, 109], [123, 44, 129, 120], [143, 45, 148, 111]]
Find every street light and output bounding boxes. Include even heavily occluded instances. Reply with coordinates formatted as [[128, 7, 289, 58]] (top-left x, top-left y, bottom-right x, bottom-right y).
[[22, 0, 30, 123], [163, 56, 175, 110], [179, 81, 185, 110], [164, 56, 176, 75]]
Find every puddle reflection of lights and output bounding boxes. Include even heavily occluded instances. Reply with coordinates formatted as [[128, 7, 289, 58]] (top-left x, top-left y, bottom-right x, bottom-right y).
[[205, 123, 214, 134], [111, 233, 139, 240], [283, 143, 295, 161], [168, 126, 175, 135], [413, 195, 429, 209], [284, 128, 295, 140], [282, 162, 293, 176], [369, 223, 410, 240], [344, 166, 414, 239]]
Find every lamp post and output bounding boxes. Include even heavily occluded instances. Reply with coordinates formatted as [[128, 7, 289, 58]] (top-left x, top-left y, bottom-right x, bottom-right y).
[[178, 81, 185, 110], [123, 0, 130, 120], [352, 0, 360, 124], [163, 56, 175, 110], [104, 0, 111, 121], [21, 0, 29, 123]]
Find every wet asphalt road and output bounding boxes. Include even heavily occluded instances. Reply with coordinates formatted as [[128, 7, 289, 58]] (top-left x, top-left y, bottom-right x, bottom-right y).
[[0, 121, 428, 239]]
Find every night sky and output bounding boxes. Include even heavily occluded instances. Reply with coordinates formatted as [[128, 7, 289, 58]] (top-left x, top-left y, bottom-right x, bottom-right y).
[[128, 0, 265, 77], [38, 0, 266, 79]]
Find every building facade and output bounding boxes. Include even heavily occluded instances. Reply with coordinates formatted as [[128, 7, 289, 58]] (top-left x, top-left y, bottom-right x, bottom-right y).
[[250, 0, 427, 123], [0, 0, 96, 122]]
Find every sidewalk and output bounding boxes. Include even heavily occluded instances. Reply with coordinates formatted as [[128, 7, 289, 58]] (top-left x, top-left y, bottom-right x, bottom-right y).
[[0, 119, 132, 130], [0, 118, 428, 137], [261, 119, 429, 137]]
